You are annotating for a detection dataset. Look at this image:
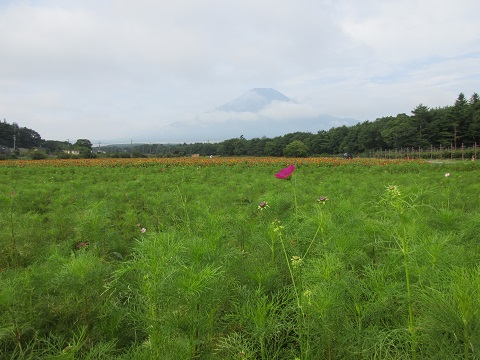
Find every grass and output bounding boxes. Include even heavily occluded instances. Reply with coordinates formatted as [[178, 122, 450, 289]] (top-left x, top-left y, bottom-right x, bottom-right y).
[[0, 157, 479, 359]]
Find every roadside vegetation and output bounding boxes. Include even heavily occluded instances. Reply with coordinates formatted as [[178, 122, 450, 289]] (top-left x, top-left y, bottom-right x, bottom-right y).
[[1, 157, 479, 359]]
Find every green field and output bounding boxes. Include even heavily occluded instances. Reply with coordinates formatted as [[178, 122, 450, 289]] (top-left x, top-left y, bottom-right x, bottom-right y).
[[1, 158, 479, 359]]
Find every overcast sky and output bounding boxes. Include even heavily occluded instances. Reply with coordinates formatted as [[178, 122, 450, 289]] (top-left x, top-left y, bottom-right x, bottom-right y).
[[1, 0, 479, 143]]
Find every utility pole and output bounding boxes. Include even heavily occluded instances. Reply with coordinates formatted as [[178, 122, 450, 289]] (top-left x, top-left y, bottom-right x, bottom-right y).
[[13, 134, 16, 151]]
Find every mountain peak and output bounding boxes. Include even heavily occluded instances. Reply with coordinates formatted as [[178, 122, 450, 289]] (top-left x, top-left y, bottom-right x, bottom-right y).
[[216, 88, 292, 113]]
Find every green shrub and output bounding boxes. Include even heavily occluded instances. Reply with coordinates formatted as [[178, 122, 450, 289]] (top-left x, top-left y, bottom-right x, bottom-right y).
[[30, 151, 48, 160]]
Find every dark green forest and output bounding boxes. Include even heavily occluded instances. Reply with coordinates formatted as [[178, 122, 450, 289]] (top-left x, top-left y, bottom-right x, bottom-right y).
[[1, 92, 479, 159], [0, 121, 42, 150]]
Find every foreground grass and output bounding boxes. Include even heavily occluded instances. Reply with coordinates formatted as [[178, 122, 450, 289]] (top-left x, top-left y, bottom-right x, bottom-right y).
[[1, 157, 479, 359]]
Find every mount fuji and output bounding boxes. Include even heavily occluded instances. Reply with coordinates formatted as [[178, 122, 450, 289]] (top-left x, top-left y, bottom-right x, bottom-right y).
[[215, 88, 295, 112], [138, 88, 359, 143]]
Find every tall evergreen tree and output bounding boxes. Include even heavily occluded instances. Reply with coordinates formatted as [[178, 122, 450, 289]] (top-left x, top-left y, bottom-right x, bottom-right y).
[[411, 104, 433, 146]]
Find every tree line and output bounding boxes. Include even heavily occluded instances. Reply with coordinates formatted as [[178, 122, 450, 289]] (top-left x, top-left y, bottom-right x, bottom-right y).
[[1, 92, 479, 159], [0, 120, 94, 158], [128, 92, 479, 157], [0, 120, 42, 149]]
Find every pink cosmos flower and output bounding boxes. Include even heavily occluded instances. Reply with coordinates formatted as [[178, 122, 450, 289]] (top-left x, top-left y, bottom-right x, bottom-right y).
[[275, 164, 295, 179]]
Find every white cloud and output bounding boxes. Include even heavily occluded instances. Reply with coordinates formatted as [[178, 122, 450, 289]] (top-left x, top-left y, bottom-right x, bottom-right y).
[[259, 101, 320, 120], [0, 0, 479, 142], [196, 101, 322, 126], [340, 0, 480, 61], [197, 111, 258, 125]]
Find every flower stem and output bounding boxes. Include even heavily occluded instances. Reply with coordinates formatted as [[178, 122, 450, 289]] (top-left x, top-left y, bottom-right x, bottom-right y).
[[279, 235, 299, 307], [303, 223, 321, 259], [400, 228, 417, 360], [292, 175, 298, 234]]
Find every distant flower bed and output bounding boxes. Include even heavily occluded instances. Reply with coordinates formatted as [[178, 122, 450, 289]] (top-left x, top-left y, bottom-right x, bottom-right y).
[[0, 156, 426, 168]]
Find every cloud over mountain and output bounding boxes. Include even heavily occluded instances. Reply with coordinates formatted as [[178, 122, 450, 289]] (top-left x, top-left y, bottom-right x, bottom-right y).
[[139, 88, 359, 143], [215, 88, 294, 112]]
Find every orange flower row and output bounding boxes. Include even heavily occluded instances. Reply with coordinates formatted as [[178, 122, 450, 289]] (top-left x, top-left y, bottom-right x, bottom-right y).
[[0, 156, 426, 168]]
